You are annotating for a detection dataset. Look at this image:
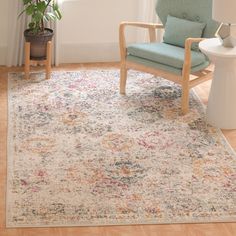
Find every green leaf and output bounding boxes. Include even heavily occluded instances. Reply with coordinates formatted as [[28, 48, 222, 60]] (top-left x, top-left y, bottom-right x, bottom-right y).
[[23, 0, 32, 5], [54, 9, 62, 20], [36, 1, 47, 13], [26, 4, 35, 15], [45, 12, 57, 21], [18, 9, 26, 18], [28, 22, 35, 29], [32, 12, 44, 22], [52, 2, 59, 11], [43, 15, 50, 22], [20, 0, 62, 33]]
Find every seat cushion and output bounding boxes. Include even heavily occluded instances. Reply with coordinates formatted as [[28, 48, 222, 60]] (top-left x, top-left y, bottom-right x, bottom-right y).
[[163, 15, 206, 51], [127, 42, 208, 69], [127, 55, 210, 75]]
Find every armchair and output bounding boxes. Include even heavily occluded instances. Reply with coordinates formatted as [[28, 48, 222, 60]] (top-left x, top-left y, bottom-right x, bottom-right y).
[[119, 0, 220, 114]]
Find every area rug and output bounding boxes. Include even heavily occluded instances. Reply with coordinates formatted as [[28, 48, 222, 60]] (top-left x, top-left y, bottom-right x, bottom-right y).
[[7, 70, 236, 228]]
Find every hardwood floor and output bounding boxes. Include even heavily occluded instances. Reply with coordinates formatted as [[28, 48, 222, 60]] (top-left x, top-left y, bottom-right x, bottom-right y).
[[0, 63, 236, 236]]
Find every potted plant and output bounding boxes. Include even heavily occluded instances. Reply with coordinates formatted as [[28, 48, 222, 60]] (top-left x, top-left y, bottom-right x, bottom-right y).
[[20, 0, 62, 59]]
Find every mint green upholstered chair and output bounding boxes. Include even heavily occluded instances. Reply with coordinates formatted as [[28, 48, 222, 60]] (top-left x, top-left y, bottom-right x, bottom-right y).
[[119, 0, 220, 114]]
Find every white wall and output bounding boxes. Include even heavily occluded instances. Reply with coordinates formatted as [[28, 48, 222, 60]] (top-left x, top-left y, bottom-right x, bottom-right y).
[[58, 0, 139, 63], [0, 0, 8, 65], [0, 0, 141, 65]]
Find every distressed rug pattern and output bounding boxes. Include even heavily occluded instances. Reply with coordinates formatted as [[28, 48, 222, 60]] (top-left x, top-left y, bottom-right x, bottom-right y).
[[7, 70, 236, 227]]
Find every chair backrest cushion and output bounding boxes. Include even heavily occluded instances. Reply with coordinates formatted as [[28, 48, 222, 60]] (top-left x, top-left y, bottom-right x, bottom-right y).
[[156, 0, 220, 38], [163, 15, 206, 50]]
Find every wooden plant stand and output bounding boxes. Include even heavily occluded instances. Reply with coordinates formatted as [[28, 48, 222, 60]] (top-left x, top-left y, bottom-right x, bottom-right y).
[[24, 41, 52, 80]]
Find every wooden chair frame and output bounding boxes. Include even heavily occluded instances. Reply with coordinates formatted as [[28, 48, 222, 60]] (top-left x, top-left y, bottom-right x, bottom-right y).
[[119, 21, 213, 114], [24, 41, 52, 80]]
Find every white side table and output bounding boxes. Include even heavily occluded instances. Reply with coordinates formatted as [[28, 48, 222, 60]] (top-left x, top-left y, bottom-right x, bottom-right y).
[[199, 38, 236, 129]]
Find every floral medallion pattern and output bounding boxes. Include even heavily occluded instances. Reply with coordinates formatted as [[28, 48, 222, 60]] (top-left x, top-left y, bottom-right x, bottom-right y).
[[7, 70, 236, 227]]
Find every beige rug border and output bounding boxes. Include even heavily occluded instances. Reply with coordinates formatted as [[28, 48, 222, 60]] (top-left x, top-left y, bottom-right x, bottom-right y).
[[6, 70, 236, 228]]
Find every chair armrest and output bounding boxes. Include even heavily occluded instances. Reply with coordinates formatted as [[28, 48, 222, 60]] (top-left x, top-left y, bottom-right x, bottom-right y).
[[182, 38, 205, 79], [120, 21, 164, 29], [119, 21, 164, 61], [185, 38, 205, 50]]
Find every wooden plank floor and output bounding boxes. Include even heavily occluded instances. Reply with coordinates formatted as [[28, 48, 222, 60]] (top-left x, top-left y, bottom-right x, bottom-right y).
[[0, 63, 236, 236]]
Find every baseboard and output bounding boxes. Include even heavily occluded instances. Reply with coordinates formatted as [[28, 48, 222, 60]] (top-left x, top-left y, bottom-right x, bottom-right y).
[[0, 46, 6, 65], [58, 42, 120, 63]]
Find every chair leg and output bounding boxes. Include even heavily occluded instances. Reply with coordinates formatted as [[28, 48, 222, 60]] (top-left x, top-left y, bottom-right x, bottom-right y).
[[120, 65, 127, 94], [181, 83, 190, 114], [24, 42, 30, 80]]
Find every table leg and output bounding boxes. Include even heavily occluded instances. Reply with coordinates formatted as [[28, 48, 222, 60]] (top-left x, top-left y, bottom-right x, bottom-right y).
[[206, 58, 236, 129]]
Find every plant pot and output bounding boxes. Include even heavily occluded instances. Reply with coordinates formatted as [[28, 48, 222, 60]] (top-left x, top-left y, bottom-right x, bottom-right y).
[[24, 28, 54, 60]]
